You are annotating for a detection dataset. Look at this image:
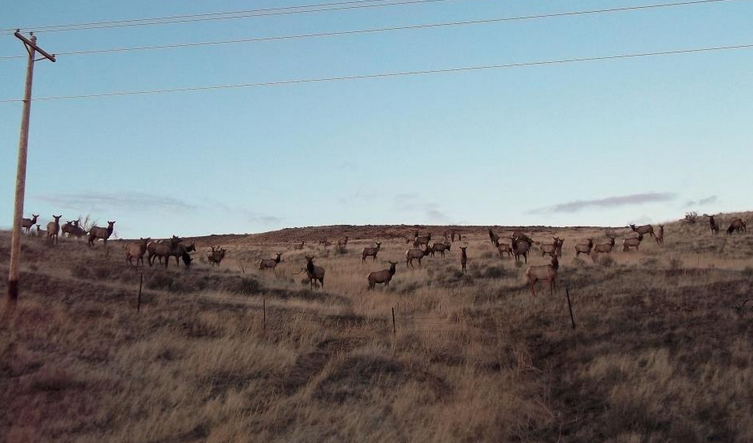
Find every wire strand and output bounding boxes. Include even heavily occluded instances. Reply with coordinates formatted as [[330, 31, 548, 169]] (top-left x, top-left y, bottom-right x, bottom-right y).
[[1, 0, 466, 35], [1, 43, 751, 103], [0, 0, 741, 61]]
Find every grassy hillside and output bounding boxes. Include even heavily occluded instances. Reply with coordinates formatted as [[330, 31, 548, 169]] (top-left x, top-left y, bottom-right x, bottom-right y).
[[1, 213, 752, 442]]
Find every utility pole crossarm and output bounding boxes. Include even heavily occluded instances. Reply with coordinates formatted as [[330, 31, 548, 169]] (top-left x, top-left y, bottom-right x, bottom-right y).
[[14, 31, 56, 62]]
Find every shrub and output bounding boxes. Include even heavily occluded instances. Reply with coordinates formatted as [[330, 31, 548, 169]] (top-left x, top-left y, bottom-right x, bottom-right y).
[[599, 255, 615, 268]]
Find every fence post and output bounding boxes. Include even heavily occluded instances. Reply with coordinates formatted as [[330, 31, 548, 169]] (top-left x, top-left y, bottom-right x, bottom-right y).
[[566, 288, 576, 330], [263, 298, 266, 330], [137, 273, 143, 313], [391, 307, 396, 335]]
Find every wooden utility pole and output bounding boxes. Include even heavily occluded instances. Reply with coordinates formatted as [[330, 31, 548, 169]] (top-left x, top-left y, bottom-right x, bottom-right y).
[[7, 31, 55, 305]]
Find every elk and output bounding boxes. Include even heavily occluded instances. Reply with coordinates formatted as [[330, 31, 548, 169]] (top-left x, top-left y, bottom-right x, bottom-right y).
[[35, 225, 44, 238], [208, 246, 227, 266], [46, 215, 62, 245], [361, 241, 382, 262], [727, 218, 747, 235], [622, 233, 644, 252], [629, 223, 655, 238], [575, 239, 593, 256], [539, 237, 562, 257], [494, 239, 513, 258], [451, 230, 456, 242], [88, 221, 115, 246], [511, 235, 532, 264], [525, 256, 559, 297], [593, 234, 617, 254], [21, 214, 39, 234], [460, 246, 468, 273], [302, 256, 325, 289], [405, 246, 431, 268], [431, 241, 452, 257], [703, 214, 720, 235], [147, 236, 181, 268], [337, 236, 349, 248], [655, 225, 664, 245], [488, 228, 500, 245], [260, 252, 282, 270], [367, 261, 398, 289], [293, 241, 305, 250], [413, 233, 431, 248], [62, 220, 86, 239], [319, 239, 331, 248], [171, 242, 196, 267], [125, 238, 151, 267]]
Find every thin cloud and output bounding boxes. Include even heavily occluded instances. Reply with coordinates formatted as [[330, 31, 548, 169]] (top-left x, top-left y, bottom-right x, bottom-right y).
[[246, 212, 282, 226], [684, 195, 718, 208], [337, 191, 375, 205], [393, 194, 450, 222], [37, 192, 196, 213], [529, 192, 677, 214]]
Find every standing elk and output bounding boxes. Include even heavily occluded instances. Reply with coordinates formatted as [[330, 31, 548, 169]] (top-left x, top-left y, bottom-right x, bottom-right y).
[[495, 239, 513, 258], [367, 261, 398, 289], [575, 239, 593, 256], [361, 241, 382, 263], [147, 236, 181, 268], [488, 228, 500, 245], [405, 246, 431, 268], [655, 225, 664, 245], [337, 236, 349, 248], [593, 234, 617, 254], [629, 223, 655, 238], [62, 220, 86, 239], [431, 241, 451, 257], [208, 246, 226, 266], [539, 237, 563, 257], [35, 225, 44, 238], [46, 215, 62, 245], [727, 218, 747, 235], [460, 246, 468, 273], [511, 235, 532, 264], [704, 214, 720, 235], [21, 214, 39, 234], [302, 256, 325, 289], [88, 221, 115, 246], [413, 233, 431, 248], [525, 256, 559, 297], [260, 252, 282, 271], [171, 242, 196, 267], [622, 233, 644, 252], [293, 241, 305, 250], [125, 238, 151, 267]]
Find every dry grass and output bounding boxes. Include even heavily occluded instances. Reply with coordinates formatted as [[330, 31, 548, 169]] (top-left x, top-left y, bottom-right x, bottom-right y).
[[1, 213, 753, 442]]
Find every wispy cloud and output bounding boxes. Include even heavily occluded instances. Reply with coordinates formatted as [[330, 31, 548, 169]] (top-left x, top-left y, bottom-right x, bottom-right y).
[[684, 195, 718, 208], [245, 212, 283, 226], [393, 194, 450, 223], [37, 192, 196, 213], [337, 191, 375, 205], [529, 192, 677, 214]]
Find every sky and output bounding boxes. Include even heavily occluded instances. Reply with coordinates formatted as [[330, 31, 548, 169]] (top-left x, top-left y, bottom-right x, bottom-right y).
[[1, 0, 752, 239]]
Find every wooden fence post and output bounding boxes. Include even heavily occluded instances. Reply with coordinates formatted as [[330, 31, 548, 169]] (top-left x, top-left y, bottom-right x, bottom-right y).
[[392, 307, 396, 335], [566, 288, 576, 330]]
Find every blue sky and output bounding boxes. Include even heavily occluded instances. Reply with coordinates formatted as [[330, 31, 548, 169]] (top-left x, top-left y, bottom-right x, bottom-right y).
[[2, 0, 752, 238]]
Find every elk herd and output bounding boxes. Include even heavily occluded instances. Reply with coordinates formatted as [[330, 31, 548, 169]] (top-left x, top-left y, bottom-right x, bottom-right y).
[[17, 212, 749, 297]]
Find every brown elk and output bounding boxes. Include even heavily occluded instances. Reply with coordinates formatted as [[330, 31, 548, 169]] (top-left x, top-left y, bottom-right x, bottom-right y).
[[629, 223, 655, 238], [337, 236, 349, 248], [525, 256, 559, 297], [260, 252, 282, 271], [495, 239, 513, 258], [35, 225, 44, 238], [62, 220, 86, 239], [488, 228, 500, 245], [511, 235, 532, 264], [727, 218, 747, 235], [319, 239, 331, 248], [655, 225, 664, 245], [575, 239, 593, 256], [208, 246, 227, 266], [361, 241, 382, 262], [125, 238, 151, 267], [293, 241, 305, 250], [147, 236, 181, 268], [539, 237, 563, 257], [303, 256, 325, 289], [622, 233, 644, 252], [593, 234, 617, 254], [88, 221, 115, 246], [460, 246, 468, 273], [46, 215, 62, 245], [21, 214, 39, 234], [431, 241, 451, 257], [703, 214, 720, 235], [413, 233, 431, 248], [171, 243, 196, 267], [405, 246, 431, 268], [367, 261, 398, 289]]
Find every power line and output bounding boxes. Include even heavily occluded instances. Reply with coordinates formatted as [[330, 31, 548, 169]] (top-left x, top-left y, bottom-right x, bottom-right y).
[[0, 0, 742, 61], [1, 42, 750, 104], [1, 0, 466, 35]]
